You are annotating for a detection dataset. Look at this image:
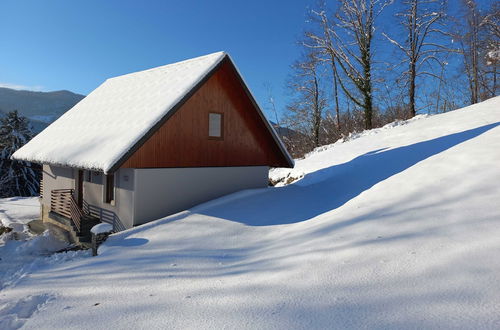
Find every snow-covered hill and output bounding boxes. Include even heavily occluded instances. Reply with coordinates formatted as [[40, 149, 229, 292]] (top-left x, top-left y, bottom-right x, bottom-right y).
[[1, 96, 500, 329], [0, 88, 84, 132]]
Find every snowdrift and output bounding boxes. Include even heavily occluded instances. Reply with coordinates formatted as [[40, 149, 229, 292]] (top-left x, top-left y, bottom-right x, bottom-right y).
[[1, 96, 500, 329]]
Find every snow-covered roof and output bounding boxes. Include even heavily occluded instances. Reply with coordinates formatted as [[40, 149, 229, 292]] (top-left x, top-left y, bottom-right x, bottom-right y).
[[13, 52, 293, 172]]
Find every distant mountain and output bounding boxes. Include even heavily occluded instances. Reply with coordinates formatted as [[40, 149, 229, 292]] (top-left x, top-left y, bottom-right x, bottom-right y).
[[270, 121, 302, 140], [0, 88, 85, 132]]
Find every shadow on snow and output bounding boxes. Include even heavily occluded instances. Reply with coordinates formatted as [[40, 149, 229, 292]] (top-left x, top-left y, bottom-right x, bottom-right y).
[[199, 122, 500, 226]]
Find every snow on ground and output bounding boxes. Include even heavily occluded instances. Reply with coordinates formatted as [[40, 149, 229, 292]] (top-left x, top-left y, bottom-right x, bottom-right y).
[[1, 97, 500, 329], [0, 198, 39, 231], [0, 197, 80, 329]]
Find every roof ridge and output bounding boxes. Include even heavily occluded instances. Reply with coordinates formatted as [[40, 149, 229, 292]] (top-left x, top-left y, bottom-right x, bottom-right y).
[[106, 51, 226, 81]]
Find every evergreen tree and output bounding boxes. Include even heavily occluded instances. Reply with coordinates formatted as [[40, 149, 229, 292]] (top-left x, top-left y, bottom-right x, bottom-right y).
[[0, 110, 40, 197]]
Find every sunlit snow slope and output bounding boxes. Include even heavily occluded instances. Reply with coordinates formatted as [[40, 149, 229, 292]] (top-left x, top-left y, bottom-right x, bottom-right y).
[[2, 96, 500, 329]]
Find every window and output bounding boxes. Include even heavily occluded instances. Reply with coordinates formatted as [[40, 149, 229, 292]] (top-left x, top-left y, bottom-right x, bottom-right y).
[[208, 112, 223, 139], [84, 170, 92, 182], [105, 174, 115, 203], [84, 171, 101, 184]]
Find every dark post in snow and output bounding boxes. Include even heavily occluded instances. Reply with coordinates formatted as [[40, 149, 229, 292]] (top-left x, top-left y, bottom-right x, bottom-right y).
[[91, 223, 113, 256]]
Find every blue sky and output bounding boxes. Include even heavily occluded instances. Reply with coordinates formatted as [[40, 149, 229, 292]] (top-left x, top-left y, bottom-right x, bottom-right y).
[[0, 0, 311, 117], [0, 0, 492, 119]]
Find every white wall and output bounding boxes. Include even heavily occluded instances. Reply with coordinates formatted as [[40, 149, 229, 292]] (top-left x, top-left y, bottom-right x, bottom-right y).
[[42, 165, 135, 229], [83, 168, 135, 229], [42, 165, 269, 230], [41, 165, 74, 207], [133, 166, 268, 226]]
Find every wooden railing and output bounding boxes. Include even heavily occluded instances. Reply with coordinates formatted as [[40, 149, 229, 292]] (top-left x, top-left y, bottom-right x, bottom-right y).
[[83, 200, 124, 232], [50, 189, 83, 233], [51, 189, 124, 233], [40, 179, 44, 198]]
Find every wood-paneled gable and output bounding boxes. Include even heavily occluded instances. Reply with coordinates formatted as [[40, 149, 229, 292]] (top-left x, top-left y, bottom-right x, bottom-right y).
[[120, 58, 290, 169]]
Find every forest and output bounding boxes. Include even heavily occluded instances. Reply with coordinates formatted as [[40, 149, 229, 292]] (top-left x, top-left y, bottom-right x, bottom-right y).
[[277, 0, 499, 157]]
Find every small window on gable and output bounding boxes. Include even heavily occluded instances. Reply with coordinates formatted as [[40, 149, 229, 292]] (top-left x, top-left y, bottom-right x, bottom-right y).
[[208, 112, 223, 139]]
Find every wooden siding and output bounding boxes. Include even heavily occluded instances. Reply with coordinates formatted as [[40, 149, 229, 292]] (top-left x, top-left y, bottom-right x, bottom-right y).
[[121, 58, 289, 169]]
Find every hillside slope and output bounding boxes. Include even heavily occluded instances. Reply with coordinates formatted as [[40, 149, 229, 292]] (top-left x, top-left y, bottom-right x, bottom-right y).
[[0, 88, 84, 132], [1, 96, 499, 329]]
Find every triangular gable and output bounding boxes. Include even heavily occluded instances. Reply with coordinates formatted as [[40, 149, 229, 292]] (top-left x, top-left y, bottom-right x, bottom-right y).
[[13, 52, 294, 172], [115, 56, 294, 170]]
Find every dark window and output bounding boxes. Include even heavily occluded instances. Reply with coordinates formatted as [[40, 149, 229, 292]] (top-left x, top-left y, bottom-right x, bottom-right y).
[[84, 170, 92, 182], [208, 112, 223, 139], [105, 174, 114, 203]]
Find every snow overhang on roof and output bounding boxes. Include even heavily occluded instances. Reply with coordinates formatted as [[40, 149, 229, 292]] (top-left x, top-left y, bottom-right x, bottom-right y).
[[12, 51, 294, 172]]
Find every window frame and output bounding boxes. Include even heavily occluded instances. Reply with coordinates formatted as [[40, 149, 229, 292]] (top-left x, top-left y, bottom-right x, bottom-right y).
[[208, 112, 224, 140], [84, 170, 92, 183], [104, 173, 115, 204]]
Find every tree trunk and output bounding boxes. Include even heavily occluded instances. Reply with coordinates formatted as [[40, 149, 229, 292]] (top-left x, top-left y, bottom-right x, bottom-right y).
[[363, 45, 373, 130], [472, 23, 478, 103], [409, 0, 417, 118], [313, 76, 321, 147], [493, 65, 497, 97], [409, 61, 416, 117], [332, 61, 341, 130], [470, 2, 479, 104], [364, 92, 373, 130]]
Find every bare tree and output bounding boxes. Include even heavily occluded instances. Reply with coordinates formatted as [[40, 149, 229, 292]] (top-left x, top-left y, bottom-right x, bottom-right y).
[[326, 0, 390, 130], [480, 2, 499, 98], [304, 6, 342, 130], [454, 0, 499, 104], [460, 0, 481, 104], [481, 2, 500, 42], [285, 51, 327, 149], [263, 82, 281, 127], [383, 0, 449, 117]]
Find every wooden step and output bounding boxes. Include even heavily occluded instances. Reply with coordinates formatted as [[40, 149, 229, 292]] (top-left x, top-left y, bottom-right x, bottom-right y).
[[48, 211, 73, 229], [48, 211, 100, 248]]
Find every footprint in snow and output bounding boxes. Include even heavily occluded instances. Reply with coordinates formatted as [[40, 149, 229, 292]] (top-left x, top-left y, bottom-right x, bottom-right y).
[[0, 293, 55, 329]]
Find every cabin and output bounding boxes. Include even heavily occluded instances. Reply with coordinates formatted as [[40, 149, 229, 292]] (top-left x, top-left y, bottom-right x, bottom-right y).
[[12, 52, 293, 241]]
